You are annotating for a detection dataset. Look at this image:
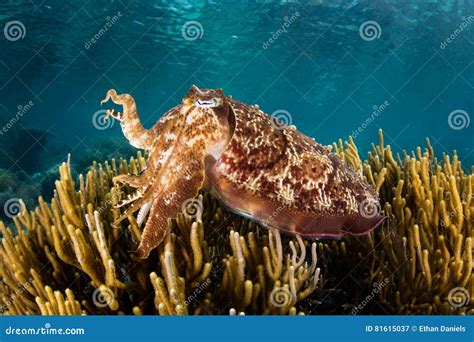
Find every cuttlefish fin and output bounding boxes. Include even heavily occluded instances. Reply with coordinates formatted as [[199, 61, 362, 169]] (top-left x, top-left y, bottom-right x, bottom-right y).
[[136, 157, 205, 259]]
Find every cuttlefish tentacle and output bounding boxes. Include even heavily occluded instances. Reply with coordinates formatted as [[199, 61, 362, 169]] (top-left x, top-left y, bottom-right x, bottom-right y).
[[99, 85, 385, 260], [136, 201, 152, 227], [113, 174, 146, 189], [137, 155, 205, 258], [114, 186, 154, 225], [134, 87, 230, 258], [116, 114, 185, 187], [109, 107, 185, 190], [114, 187, 146, 208], [134, 116, 211, 257], [112, 158, 157, 188], [100, 89, 155, 149]]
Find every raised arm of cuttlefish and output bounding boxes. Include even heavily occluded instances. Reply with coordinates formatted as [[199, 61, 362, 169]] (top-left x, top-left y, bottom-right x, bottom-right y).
[[99, 86, 385, 259]]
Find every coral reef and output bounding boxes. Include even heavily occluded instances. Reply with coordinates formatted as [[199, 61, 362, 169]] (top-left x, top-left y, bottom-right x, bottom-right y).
[[0, 130, 472, 315], [318, 130, 473, 315], [0, 153, 319, 315], [0, 136, 135, 224]]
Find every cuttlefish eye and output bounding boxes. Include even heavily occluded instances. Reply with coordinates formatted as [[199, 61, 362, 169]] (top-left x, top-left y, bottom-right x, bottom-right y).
[[194, 98, 219, 108]]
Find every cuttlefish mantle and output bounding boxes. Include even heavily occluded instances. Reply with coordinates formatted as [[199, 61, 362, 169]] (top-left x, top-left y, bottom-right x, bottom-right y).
[[99, 86, 384, 258]]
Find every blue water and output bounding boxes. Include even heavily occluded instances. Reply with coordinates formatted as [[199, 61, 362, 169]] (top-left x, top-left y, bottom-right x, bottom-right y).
[[0, 0, 473, 203]]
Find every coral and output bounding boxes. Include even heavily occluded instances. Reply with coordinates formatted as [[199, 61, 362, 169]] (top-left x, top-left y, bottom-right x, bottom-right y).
[[0, 130, 472, 315], [0, 153, 320, 315], [317, 130, 473, 315]]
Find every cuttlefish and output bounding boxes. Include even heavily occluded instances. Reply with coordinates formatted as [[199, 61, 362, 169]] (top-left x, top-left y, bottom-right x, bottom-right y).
[[100, 86, 384, 258]]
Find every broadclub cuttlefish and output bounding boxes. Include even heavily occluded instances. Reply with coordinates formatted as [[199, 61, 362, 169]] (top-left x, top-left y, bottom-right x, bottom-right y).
[[100, 86, 384, 258]]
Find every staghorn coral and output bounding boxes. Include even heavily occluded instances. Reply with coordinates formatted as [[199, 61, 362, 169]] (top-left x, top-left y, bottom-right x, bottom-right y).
[[317, 130, 473, 315], [0, 130, 472, 315], [0, 153, 320, 315]]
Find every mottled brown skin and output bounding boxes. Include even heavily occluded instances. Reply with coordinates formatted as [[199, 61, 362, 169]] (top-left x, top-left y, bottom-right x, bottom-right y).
[[100, 86, 383, 258]]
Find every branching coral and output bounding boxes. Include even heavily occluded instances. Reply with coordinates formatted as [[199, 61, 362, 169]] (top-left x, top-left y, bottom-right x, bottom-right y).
[[320, 130, 473, 315], [147, 195, 320, 315], [0, 130, 471, 315], [0, 153, 320, 315]]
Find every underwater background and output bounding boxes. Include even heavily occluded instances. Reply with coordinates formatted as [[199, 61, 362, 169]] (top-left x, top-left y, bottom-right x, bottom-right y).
[[0, 0, 473, 218]]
